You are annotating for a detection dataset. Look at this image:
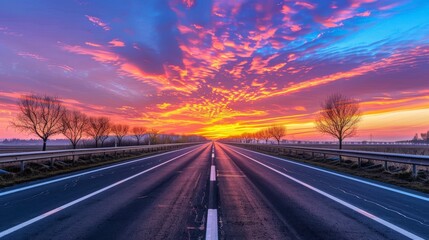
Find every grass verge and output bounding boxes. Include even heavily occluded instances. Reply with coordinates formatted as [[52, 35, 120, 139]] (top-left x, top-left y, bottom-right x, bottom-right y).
[[0, 148, 180, 188]]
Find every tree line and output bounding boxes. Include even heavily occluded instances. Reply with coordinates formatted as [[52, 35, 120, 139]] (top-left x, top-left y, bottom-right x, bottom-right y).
[[223, 93, 361, 149], [230, 125, 287, 145], [11, 94, 205, 151]]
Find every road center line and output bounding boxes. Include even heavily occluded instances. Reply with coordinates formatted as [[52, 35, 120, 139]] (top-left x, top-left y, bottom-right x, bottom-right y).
[[0, 146, 203, 238], [206, 209, 218, 240], [210, 166, 216, 181], [230, 148, 424, 240], [0, 144, 201, 197], [228, 145, 429, 202]]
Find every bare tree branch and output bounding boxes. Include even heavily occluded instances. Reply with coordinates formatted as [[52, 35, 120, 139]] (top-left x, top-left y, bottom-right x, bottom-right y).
[[267, 125, 286, 145], [11, 94, 66, 151], [85, 116, 111, 148], [132, 126, 147, 145], [147, 128, 159, 145], [111, 124, 129, 146], [61, 110, 87, 149], [315, 93, 361, 149]]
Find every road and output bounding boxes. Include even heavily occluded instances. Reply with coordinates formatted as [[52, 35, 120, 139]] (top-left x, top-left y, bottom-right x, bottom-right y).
[[0, 142, 428, 239], [0, 143, 211, 239], [216, 143, 429, 239]]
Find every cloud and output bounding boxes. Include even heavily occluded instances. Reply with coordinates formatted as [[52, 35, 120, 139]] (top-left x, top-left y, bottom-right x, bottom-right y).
[[109, 39, 125, 47], [85, 15, 110, 31], [17, 52, 47, 61]]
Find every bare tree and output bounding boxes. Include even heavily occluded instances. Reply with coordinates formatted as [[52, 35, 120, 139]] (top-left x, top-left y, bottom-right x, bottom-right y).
[[315, 93, 361, 149], [61, 110, 87, 149], [85, 116, 111, 148], [254, 130, 263, 144], [268, 125, 286, 145], [261, 129, 271, 144], [147, 128, 159, 145], [11, 94, 66, 151], [111, 124, 129, 146], [100, 134, 110, 147], [132, 126, 147, 145], [241, 132, 253, 143]]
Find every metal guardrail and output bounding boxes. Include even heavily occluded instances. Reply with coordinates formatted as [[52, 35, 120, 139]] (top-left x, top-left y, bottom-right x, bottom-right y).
[[0, 143, 199, 172], [229, 143, 429, 177]]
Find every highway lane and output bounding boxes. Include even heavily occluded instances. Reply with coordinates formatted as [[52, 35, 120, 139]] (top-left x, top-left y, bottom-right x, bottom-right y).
[[0, 143, 211, 240], [216, 143, 290, 239], [217, 142, 429, 240]]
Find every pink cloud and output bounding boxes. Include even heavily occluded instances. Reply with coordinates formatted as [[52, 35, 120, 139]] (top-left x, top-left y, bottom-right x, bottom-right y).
[[290, 24, 302, 32], [17, 52, 47, 61], [182, 0, 195, 8], [63, 45, 119, 62], [85, 15, 110, 31], [295, 1, 316, 10], [357, 11, 371, 17], [109, 39, 125, 47], [379, 3, 400, 11], [85, 42, 102, 47]]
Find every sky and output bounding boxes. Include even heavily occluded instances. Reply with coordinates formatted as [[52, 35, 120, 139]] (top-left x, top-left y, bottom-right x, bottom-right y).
[[0, 0, 428, 141]]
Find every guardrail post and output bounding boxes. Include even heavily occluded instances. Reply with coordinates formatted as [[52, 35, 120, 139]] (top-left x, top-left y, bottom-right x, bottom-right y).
[[20, 161, 25, 172], [50, 157, 55, 168], [412, 164, 417, 178], [384, 161, 388, 171], [357, 157, 361, 168]]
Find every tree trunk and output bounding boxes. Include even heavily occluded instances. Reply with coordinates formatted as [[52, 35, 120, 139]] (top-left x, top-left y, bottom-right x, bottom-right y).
[[95, 139, 98, 148], [73, 143, 77, 149], [42, 139, 47, 151], [137, 138, 140, 145], [339, 138, 343, 149], [277, 139, 280, 145]]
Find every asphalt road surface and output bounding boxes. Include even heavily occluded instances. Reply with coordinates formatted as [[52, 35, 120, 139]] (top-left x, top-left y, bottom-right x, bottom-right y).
[[0, 142, 428, 240], [0, 143, 211, 240], [216, 143, 429, 240]]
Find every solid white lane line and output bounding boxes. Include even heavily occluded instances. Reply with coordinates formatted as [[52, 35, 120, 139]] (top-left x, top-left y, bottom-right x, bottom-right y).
[[0, 147, 202, 238], [228, 145, 429, 202], [230, 149, 424, 240], [205, 209, 218, 240], [210, 166, 216, 181], [0, 145, 203, 197]]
